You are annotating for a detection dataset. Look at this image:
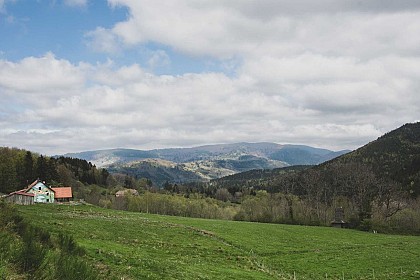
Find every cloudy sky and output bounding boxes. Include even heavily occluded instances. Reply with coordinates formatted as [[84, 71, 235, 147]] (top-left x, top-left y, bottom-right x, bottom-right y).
[[1, 0, 419, 155]]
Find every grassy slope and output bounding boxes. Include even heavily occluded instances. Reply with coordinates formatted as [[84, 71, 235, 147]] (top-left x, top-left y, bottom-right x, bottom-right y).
[[18, 204, 420, 280]]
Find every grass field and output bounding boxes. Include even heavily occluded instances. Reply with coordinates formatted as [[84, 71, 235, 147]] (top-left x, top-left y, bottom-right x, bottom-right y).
[[17, 204, 420, 279]]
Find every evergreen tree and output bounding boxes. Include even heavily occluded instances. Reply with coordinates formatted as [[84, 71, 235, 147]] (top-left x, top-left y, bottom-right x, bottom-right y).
[[23, 151, 34, 184], [35, 155, 47, 180], [0, 148, 19, 193], [46, 158, 59, 183]]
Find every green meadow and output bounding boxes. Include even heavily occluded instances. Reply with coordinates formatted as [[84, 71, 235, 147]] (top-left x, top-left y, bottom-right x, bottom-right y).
[[18, 204, 420, 279]]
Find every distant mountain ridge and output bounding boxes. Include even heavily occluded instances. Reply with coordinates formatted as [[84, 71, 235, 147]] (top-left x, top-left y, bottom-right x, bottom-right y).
[[64, 143, 349, 166], [63, 143, 350, 185]]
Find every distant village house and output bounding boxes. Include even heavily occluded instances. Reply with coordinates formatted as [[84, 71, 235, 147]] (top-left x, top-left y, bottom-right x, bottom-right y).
[[115, 188, 139, 197], [5, 180, 73, 205]]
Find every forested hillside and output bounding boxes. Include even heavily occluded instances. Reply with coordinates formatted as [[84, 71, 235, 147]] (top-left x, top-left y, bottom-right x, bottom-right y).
[[208, 165, 310, 191], [188, 122, 420, 233], [334, 122, 420, 196]]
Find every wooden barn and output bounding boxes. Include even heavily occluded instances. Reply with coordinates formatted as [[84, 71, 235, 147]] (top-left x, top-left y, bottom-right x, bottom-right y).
[[5, 191, 35, 205]]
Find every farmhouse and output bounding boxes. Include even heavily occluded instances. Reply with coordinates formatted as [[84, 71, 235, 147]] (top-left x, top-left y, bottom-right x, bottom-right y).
[[26, 180, 55, 203], [5, 180, 73, 205]]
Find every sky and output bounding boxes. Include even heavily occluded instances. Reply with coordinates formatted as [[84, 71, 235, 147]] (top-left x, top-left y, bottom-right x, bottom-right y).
[[1, 0, 419, 155]]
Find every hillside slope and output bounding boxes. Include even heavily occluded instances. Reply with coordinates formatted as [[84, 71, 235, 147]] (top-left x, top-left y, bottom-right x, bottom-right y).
[[203, 122, 420, 230], [214, 122, 420, 196], [18, 204, 420, 280], [329, 122, 420, 196]]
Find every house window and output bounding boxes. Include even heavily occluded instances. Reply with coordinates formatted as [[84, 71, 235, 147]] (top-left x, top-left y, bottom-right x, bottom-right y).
[[47, 199, 49, 202], [39, 187, 42, 190]]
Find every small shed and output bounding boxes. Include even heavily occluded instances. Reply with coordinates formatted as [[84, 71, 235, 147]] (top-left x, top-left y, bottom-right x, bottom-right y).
[[331, 207, 348, 228], [51, 187, 73, 202], [5, 191, 35, 205]]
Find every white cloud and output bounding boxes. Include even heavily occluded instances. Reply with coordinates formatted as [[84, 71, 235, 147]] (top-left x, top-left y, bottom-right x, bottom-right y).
[[147, 50, 170, 70], [2, 1, 420, 154], [64, 0, 87, 8], [1, 52, 419, 154], [89, 1, 420, 60], [85, 27, 121, 54], [0, 52, 86, 89]]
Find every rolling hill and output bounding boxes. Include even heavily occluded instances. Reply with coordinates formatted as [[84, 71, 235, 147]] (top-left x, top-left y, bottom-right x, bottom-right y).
[[64, 143, 349, 185]]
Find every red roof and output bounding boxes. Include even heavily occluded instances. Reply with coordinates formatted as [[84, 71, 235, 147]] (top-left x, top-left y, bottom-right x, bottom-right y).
[[8, 190, 35, 197], [51, 187, 73, 199]]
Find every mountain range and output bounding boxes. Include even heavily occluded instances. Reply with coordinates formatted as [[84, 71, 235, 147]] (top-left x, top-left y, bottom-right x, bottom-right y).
[[63, 143, 350, 185]]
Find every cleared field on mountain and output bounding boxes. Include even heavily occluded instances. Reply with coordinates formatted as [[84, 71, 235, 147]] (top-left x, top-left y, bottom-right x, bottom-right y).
[[18, 204, 420, 279]]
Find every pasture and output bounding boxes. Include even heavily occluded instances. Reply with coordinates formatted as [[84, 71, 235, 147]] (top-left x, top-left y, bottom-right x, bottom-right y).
[[18, 204, 420, 279]]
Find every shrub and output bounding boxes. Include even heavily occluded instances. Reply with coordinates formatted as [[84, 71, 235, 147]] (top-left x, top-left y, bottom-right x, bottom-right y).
[[358, 219, 373, 232], [0, 201, 98, 279], [0, 232, 13, 261], [13, 227, 47, 274], [54, 253, 97, 280], [57, 233, 85, 256]]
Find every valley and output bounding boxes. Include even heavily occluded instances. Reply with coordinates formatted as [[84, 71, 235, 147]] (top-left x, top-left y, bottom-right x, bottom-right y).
[[1, 122, 420, 279]]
